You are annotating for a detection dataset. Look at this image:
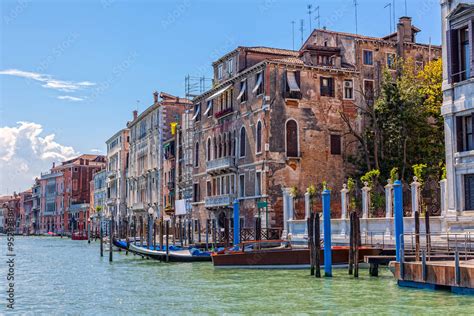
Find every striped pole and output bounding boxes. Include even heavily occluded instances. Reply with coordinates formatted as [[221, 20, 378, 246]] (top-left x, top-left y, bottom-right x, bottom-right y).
[[394, 180, 404, 262], [322, 189, 332, 277]]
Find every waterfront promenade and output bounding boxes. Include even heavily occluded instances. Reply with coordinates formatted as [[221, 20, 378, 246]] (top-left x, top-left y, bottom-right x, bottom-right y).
[[1, 236, 473, 314]]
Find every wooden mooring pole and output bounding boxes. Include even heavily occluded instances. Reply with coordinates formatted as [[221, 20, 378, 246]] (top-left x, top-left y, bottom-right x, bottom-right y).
[[354, 213, 360, 278], [348, 211, 354, 275], [315, 212, 321, 278], [205, 219, 209, 251], [100, 218, 104, 257], [415, 210, 420, 261], [308, 213, 314, 276], [165, 221, 170, 263], [109, 216, 113, 262], [425, 211, 431, 260]]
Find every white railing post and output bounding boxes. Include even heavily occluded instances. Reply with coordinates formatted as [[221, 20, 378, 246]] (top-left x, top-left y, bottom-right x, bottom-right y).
[[411, 176, 421, 218], [340, 184, 349, 236], [362, 182, 371, 219], [282, 188, 291, 238], [385, 179, 393, 218], [304, 191, 310, 237], [439, 179, 447, 217]]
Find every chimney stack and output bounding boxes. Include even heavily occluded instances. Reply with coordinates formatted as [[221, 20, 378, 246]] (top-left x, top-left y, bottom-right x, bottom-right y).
[[133, 110, 138, 120], [153, 91, 159, 103], [52, 162, 55, 168], [397, 16, 414, 43]]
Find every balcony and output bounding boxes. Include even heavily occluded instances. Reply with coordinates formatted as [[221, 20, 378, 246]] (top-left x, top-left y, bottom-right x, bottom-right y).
[[107, 170, 117, 179], [205, 194, 236, 209], [106, 197, 117, 206], [206, 156, 236, 175]]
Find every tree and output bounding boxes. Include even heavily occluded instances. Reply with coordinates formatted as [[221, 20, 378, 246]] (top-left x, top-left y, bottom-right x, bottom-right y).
[[341, 58, 444, 197]]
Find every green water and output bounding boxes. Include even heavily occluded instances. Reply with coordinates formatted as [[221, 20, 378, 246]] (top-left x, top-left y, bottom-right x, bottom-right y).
[[1, 237, 473, 315]]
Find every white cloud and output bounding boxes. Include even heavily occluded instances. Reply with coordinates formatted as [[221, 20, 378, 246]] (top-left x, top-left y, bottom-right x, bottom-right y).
[[0, 69, 96, 92], [57, 95, 85, 102], [89, 148, 103, 153], [0, 121, 79, 194]]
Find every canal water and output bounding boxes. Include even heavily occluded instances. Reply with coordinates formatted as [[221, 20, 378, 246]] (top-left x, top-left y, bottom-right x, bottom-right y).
[[1, 237, 474, 315]]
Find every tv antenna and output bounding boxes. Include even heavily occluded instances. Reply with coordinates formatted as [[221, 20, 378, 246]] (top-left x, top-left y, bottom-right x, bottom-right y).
[[299, 19, 304, 45], [291, 21, 295, 50], [384, 3, 392, 34], [353, 0, 358, 34], [404, 0, 408, 16], [307, 4, 313, 31], [314, 5, 320, 29]]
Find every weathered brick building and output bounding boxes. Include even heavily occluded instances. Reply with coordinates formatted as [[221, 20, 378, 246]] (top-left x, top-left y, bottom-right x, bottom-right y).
[[190, 17, 441, 234]]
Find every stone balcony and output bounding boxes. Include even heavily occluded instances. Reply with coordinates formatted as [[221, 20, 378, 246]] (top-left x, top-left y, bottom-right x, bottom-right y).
[[205, 194, 236, 209], [206, 156, 236, 175]]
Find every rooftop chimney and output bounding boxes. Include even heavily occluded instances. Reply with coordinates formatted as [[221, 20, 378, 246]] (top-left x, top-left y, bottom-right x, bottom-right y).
[[52, 162, 55, 168], [397, 16, 414, 43], [133, 110, 138, 120], [153, 91, 159, 103]]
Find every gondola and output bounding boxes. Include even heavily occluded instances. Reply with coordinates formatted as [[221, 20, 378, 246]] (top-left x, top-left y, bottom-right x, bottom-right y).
[[128, 242, 211, 262]]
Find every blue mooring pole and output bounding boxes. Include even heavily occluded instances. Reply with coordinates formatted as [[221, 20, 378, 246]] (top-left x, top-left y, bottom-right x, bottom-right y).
[[322, 189, 332, 277], [393, 180, 404, 262], [233, 200, 240, 246]]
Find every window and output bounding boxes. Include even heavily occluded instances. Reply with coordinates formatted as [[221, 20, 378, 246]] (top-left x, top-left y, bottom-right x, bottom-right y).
[[363, 50, 373, 65], [343, 80, 354, 99], [255, 171, 262, 196], [240, 127, 246, 158], [256, 121, 262, 154], [193, 183, 200, 202], [448, 26, 472, 83], [320, 77, 334, 97], [286, 119, 298, 157], [363, 80, 374, 105], [330, 135, 342, 155], [194, 142, 199, 167], [237, 79, 248, 103], [456, 114, 474, 152], [284, 71, 302, 99], [207, 138, 211, 161], [227, 58, 233, 75], [204, 100, 213, 117], [218, 64, 223, 80], [192, 103, 201, 121], [465, 174, 474, 210], [253, 71, 264, 96], [387, 53, 396, 69], [239, 174, 245, 198]]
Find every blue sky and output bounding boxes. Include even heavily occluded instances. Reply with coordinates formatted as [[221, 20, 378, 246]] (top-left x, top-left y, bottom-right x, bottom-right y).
[[0, 0, 441, 194]]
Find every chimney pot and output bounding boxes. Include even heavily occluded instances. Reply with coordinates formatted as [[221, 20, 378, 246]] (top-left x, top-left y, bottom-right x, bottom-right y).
[[153, 91, 159, 103], [133, 110, 138, 120]]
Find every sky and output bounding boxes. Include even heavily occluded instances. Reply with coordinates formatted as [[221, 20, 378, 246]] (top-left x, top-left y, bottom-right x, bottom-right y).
[[0, 0, 442, 195]]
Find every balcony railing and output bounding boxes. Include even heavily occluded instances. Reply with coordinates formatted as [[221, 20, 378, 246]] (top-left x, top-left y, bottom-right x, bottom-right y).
[[205, 194, 236, 208], [206, 156, 236, 175]]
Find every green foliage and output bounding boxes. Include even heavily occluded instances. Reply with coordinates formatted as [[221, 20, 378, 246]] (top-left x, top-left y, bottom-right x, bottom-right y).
[[96, 206, 103, 213], [360, 169, 380, 189], [441, 164, 447, 180], [347, 177, 356, 192], [390, 167, 399, 183], [289, 186, 298, 198], [372, 192, 385, 213], [413, 163, 427, 184], [322, 181, 328, 191], [347, 58, 444, 185], [306, 184, 316, 198]]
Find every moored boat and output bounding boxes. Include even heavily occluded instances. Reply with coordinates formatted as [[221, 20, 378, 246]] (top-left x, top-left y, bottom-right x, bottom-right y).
[[128, 243, 212, 262], [211, 240, 382, 269]]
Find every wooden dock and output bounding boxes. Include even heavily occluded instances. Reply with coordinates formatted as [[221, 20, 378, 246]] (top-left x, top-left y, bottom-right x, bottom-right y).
[[393, 259, 474, 294]]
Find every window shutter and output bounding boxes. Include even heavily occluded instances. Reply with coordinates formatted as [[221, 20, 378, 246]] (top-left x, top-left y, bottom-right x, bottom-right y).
[[471, 113, 474, 149], [282, 69, 288, 94], [449, 29, 460, 83], [470, 20, 474, 78], [456, 116, 463, 152], [329, 78, 334, 97]]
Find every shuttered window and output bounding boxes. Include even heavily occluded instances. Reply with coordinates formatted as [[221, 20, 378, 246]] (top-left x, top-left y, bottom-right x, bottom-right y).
[[320, 77, 334, 97], [240, 127, 246, 158], [330, 135, 342, 155], [286, 120, 298, 157], [465, 174, 474, 210]]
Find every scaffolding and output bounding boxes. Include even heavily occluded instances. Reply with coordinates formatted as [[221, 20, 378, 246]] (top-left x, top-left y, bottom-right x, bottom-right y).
[[185, 75, 212, 99]]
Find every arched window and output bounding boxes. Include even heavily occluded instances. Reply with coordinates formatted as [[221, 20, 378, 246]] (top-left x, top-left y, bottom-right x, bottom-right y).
[[286, 119, 298, 157], [223, 134, 227, 157], [213, 137, 217, 159], [227, 132, 232, 157], [256, 121, 262, 153], [194, 142, 199, 167], [207, 138, 211, 161], [218, 135, 222, 158], [240, 127, 246, 158]]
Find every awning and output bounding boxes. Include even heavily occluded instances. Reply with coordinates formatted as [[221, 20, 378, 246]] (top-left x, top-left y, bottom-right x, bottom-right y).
[[192, 105, 200, 120], [252, 72, 263, 93], [206, 85, 231, 101], [287, 71, 300, 92], [237, 80, 247, 100], [203, 100, 213, 116]]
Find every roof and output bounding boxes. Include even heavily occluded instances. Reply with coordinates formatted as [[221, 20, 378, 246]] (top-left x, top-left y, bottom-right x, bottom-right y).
[[212, 46, 298, 65]]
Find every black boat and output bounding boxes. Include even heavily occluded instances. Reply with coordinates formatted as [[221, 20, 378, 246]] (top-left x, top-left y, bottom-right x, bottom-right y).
[[128, 243, 211, 262]]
